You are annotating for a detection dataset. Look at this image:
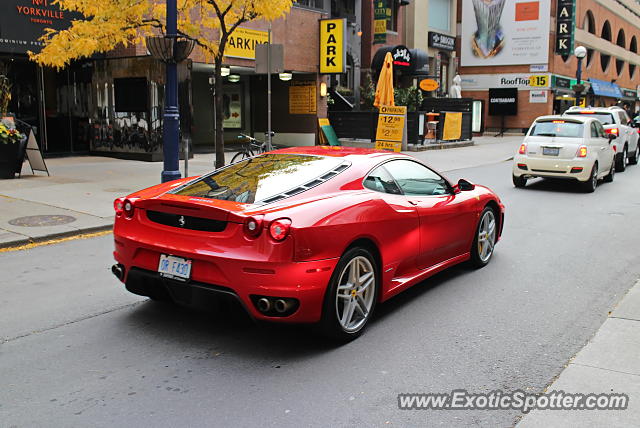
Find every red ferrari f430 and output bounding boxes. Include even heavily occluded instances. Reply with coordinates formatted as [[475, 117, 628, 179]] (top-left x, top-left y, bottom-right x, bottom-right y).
[[112, 147, 504, 341]]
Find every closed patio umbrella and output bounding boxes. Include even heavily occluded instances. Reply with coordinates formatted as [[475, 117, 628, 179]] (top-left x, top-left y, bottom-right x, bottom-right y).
[[373, 52, 395, 109]]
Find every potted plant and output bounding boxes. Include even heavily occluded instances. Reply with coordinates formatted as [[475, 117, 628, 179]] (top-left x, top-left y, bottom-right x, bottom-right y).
[[0, 120, 25, 179]]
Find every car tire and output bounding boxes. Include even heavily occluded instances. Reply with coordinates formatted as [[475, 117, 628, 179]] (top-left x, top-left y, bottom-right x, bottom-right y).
[[469, 207, 498, 269], [630, 145, 640, 165], [319, 247, 379, 342], [512, 174, 527, 188], [603, 159, 615, 183], [582, 162, 598, 193], [615, 147, 627, 172]]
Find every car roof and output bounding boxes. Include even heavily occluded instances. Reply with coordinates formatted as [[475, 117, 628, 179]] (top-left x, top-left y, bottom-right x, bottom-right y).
[[566, 106, 623, 112]]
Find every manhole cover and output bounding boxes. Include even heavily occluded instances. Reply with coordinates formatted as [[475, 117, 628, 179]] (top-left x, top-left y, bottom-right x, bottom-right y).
[[8, 215, 77, 227]]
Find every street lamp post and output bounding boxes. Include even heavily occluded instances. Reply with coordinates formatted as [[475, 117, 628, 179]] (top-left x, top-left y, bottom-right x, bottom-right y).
[[145, 0, 194, 183], [161, 0, 180, 183], [573, 45, 587, 107]]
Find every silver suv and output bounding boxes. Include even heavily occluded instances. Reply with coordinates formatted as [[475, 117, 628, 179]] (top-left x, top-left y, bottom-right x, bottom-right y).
[[564, 106, 639, 172]]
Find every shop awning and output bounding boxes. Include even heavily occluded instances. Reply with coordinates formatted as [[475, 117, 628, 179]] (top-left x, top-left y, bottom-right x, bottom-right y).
[[588, 78, 622, 98]]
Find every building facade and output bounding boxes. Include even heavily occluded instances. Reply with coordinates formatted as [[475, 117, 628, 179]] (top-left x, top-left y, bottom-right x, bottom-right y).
[[456, 0, 640, 133]]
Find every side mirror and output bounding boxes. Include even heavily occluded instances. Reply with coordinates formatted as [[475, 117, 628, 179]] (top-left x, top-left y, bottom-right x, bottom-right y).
[[608, 133, 617, 142], [457, 178, 475, 191]]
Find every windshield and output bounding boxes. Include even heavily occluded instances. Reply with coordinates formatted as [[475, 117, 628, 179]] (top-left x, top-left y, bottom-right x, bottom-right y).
[[172, 153, 347, 204], [565, 112, 614, 125], [529, 121, 583, 138]]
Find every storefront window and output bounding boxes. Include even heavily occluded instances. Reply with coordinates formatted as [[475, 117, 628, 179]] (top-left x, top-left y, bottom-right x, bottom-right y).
[[429, 0, 451, 32], [386, 1, 398, 32], [295, 0, 325, 10]]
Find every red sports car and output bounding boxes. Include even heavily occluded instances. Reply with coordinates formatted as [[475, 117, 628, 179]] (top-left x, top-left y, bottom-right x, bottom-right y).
[[112, 147, 504, 341]]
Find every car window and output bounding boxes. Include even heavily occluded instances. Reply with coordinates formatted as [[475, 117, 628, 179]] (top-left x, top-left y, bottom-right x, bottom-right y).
[[383, 160, 450, 196], [595, 121, 606, 138], [530, 121, 583, 138], [363, 165, 402, 195], [619, 111, 629, 124], [173, 153, 347, 204], [590, 122, 598, 138], [565, 112, 614, 125]]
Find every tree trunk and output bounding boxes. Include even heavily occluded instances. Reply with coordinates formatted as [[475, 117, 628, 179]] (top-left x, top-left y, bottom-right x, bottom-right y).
[[214, 55, 225, 169]]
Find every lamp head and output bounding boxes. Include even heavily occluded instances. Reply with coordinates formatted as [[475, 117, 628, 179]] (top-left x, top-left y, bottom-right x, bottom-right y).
[[574, 46, 587, 59]]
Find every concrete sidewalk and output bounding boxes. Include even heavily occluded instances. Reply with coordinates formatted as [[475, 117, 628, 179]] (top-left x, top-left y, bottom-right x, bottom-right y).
[[517, 279, 640, 427], [0, 135, 522, 248]]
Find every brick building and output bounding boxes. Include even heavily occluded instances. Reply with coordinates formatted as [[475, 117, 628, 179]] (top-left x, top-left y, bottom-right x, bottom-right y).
[[457, 0, 640, 133]]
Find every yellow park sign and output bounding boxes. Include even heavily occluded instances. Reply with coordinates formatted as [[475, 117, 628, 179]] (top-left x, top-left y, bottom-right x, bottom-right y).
[[319, 18, 346, 74], [224, 27, 269, 60]]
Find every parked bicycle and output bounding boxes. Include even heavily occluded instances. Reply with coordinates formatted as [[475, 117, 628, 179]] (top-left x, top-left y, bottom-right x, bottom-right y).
[[231, 133, 271, 164]]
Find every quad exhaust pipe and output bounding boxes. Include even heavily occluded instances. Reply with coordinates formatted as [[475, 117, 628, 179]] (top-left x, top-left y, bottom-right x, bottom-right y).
[[274, 299, 294, 314], [111, 264, 124, 281], [256, 297, 271, 313]]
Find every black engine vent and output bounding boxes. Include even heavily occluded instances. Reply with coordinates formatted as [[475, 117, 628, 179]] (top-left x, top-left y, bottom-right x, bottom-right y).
[[146, 210, 227, 232]]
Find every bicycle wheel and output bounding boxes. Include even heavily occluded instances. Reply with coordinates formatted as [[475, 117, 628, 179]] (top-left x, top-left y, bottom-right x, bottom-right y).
[[231, 150, 253, 164]]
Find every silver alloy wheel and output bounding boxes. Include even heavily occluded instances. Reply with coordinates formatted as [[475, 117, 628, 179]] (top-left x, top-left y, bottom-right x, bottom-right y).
[[335, 256, 375, 333], [624, 148, 628, 166], [477, 210, 496, 263], [592, 163, 598, 189]]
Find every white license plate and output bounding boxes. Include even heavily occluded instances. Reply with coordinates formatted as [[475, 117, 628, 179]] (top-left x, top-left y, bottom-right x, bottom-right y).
[[543, 147, 560, 156], [158, 254, 192, 281]]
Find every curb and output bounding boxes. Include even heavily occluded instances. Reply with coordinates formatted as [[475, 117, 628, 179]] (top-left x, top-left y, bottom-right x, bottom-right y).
[[0, 224, 113, 251]]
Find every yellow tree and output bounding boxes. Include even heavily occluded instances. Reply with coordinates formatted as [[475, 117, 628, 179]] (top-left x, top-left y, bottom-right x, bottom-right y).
[[31, 0, 294, 168]]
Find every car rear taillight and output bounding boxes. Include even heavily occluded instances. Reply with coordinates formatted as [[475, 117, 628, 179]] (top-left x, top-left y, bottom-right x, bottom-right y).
[[269, 218, 291, 241], [605, 128, 619, 136], [577, 146, 588, 157], [114, 198, 125, 216], [123, 198, 136, 218], [243, 216, 263, 238], [518, 143, 527, 155]]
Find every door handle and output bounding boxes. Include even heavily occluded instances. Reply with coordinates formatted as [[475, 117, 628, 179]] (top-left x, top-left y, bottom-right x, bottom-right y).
[[408, 200, 418, 206]]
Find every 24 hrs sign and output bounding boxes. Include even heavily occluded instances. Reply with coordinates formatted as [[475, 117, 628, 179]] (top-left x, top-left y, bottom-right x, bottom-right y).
[[319, 18, 346, 74]]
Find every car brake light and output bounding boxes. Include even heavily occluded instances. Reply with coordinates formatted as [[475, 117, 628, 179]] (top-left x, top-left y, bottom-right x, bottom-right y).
[[123, 198, 136, 218], [243, 216, 263, 238], [577, 146, 588, 157], [518, 143, 527, 154], [552, 120, 565, 123], [605, 128, 619, 136], [269, 218, 291, 241], [114, 198, 125, 215]]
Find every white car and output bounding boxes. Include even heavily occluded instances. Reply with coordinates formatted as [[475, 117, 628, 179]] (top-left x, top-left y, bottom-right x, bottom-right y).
[[513, 115, 616, 192], [564, 106, 639, 172]]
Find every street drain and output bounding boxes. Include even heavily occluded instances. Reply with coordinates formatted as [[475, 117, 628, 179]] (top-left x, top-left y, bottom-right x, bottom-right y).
[[8, 215, 77, 227]]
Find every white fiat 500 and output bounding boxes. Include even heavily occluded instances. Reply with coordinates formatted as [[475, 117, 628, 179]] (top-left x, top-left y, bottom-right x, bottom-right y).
[[512, 115, 616, 192]]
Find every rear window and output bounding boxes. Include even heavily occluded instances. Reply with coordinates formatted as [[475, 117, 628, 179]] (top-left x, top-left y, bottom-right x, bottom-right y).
[[172, 153, 348, 204], [530, 121, 583, 138], [565, 112, 615, 125]]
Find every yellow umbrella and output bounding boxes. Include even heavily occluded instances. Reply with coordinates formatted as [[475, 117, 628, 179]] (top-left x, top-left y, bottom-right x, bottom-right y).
[[373, 52, 395, 109]]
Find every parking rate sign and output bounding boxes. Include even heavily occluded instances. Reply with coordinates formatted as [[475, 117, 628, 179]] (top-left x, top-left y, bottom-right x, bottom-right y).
[[320, 18, 346, 74]]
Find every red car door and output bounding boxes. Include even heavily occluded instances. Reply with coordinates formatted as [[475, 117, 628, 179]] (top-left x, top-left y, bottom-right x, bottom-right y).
[[383, 159, 477, 270]]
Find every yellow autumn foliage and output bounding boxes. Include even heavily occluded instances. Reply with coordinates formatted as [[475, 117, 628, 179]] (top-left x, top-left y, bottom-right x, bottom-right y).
[[31, 0, 294, 68]]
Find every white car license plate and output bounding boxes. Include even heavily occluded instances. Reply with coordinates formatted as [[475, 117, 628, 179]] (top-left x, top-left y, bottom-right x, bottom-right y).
[[543, 147, 560, 156], [158, 254, 192, 281]]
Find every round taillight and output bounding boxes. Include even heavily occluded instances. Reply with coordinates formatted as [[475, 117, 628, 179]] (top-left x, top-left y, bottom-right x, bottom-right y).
[[123, 199, 135, 218], [243, 217, 263, 238], [114, 198, 124, 215], [269, 218, 291, 241]]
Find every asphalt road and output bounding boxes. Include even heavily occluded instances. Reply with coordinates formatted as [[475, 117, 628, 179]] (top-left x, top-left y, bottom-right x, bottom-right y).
[[2, 160, 640, 427]]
